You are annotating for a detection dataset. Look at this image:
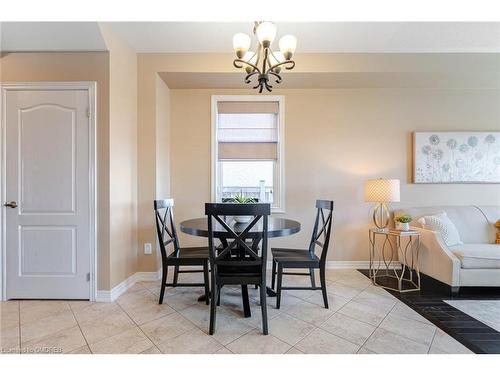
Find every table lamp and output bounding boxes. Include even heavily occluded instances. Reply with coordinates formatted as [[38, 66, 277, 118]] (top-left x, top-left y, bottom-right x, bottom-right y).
[[364, 178, 400, 229]]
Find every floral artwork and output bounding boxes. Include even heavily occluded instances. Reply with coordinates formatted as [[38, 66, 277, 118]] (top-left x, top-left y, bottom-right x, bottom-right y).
[[413, 132, 500, 183]]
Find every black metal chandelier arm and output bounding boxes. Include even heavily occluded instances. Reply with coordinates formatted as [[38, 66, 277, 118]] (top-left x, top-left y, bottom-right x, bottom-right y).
[[244, 71, 259, 83], [266, 59, 295, 74], [268, 71, 282, 83], [233, 59, 261, 73]]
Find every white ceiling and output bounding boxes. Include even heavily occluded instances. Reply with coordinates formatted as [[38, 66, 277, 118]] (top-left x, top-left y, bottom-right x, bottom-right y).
[[0, 22, 107, 51], [106, 22, 500, 53], [2, 22, 500, 53]]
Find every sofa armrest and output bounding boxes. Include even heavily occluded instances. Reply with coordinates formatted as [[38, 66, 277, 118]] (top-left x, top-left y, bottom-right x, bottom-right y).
[[413, 227, 461, 286]]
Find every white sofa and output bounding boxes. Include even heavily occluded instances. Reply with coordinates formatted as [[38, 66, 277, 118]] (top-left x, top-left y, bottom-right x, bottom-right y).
[[394, 206, 500, 293]]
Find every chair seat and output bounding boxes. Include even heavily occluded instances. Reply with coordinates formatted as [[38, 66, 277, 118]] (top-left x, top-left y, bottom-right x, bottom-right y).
[[167, 246, 209, 260], [272, 248, 320, 265]]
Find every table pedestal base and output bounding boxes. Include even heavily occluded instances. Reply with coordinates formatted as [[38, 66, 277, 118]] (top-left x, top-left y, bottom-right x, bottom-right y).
[[197, 285, 252, 318], [266, 287, 277, 297]]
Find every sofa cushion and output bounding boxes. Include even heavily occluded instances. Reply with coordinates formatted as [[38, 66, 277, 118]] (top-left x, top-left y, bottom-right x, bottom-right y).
[[476, 206, 500, 243], [418, 212, 463, 246], [394, 206, 492, 244], [450, 244, 500, 269]]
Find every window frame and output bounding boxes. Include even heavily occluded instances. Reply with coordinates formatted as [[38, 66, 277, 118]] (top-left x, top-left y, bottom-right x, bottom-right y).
[[211, 95, 285, 213]]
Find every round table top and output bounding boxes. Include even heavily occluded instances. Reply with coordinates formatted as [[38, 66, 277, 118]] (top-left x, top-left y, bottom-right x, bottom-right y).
[[180, 217, 301, 238]]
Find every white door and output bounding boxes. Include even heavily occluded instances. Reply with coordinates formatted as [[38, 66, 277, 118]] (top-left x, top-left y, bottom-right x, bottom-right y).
[[3, 87, 92, 299]]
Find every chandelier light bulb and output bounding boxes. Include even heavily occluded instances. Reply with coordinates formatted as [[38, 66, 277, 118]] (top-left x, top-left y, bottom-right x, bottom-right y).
[[243, 51, 257, 73], [270, 51, 285, 73], [233, 33, 251, 58], [279, 35, 297, 60], [255, 22, 277, 48], [270, 51, 285, 63]]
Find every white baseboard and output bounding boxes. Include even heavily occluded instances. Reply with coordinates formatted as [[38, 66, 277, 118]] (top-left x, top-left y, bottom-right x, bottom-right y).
[[96, 270, 161, 302], [96, 261, 398, 302], [265, 260, 400, 269], [326, 261, 399, 269]]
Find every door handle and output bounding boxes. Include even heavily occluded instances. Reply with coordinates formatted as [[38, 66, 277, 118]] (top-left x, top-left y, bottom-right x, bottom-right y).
[[3, 201, 18, 208]]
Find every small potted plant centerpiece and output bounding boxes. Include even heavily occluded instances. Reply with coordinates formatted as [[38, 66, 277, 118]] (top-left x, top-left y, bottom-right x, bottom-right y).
[[226, 194, 257, 223], [394, 214, 412, 231]]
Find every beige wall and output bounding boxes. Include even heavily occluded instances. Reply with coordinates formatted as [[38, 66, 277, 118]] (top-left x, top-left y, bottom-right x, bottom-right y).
[[0, 52, 112, 289], [155, 76, 171, 199], [168, 88, 500, 262], [99, 26, 138, 288], [137, 52, 500, 272]]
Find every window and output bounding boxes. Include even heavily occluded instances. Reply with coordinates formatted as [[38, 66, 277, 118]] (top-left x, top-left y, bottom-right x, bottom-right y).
[[212, 96, 285, 212]]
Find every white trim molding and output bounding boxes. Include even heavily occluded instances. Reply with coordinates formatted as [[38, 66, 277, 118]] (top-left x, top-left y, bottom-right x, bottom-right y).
[[0, 82, 97, 302], [96, 270, 161, 302], [95, 262, 397, 303], [326, 261, 400, 269]]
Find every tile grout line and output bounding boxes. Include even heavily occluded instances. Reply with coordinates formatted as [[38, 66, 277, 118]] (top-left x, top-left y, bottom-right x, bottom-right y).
[[277, 273, 373, 352], [114, 293, 164, 354], [68, 301, 93, 354], [358, 296, 438, 353], [355, 296, 399, 353], [287, 346, 305, 354], [135, 284, 227, 351], [427, 326, 438, 354], [17, 301, 21, 353], [18, 301, 82, 353], [75, 287, 166, 352]]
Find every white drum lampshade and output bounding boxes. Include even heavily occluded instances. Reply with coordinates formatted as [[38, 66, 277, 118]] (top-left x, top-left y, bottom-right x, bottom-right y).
[[364, 179, 400, 229], [364, 179, 400, 203]]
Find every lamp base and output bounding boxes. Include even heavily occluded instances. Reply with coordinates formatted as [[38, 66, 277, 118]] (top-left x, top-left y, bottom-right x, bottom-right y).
[[373, 203, 390, 229]]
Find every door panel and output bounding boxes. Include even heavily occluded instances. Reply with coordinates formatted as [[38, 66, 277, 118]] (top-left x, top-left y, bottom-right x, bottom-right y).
[[20, 105, 76, 213], [5, 88, 91, 299], [20, 226, 76, 276]]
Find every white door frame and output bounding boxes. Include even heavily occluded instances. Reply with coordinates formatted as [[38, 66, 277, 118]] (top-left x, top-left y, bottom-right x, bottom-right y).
[[0, 82, 97, 301]]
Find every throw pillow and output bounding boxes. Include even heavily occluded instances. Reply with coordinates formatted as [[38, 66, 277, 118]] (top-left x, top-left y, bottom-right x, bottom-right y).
[[418, 212, 463, 247]]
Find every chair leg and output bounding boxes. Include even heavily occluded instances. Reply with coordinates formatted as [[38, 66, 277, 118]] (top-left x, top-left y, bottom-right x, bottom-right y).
[[242, 285, 251, 318], [209, 281, 217, 335], [216, 286, 221, 306], [203, 261, 210, 305], [159, 265, 168, 305], [260, 280, 268, 335], [320, 265, 329, 309], [271, 259, 277, 290], [276, 264, 283, 309], [173, 265, 179, 286], [309, 268, 316, 288]]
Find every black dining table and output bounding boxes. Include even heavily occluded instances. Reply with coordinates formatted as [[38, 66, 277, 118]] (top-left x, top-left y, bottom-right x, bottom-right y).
[[179, 216, 301, 317]]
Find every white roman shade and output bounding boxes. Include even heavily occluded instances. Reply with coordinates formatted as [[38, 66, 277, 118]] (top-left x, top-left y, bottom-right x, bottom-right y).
[[217, 101, 279, 160]]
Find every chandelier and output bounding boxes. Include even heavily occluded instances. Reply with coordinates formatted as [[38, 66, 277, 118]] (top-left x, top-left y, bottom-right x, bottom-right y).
[[232, 22, 297, 93]]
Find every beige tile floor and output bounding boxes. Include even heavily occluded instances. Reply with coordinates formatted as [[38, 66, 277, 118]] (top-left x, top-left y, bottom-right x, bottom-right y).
[[0, 269, 473, 354]]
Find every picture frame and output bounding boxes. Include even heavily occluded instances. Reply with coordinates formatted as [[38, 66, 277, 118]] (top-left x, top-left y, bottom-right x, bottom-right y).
[[413, 131, 500, 184]]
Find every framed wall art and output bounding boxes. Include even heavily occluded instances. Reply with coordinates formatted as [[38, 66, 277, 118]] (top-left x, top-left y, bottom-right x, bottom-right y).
[[413, 132, 500, 183]]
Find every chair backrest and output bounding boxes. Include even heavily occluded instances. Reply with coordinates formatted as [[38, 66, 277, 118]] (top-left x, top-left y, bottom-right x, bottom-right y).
[[205, 203, 270, 271], [154, 199, 180, 261], [308, 200, 334, 264]]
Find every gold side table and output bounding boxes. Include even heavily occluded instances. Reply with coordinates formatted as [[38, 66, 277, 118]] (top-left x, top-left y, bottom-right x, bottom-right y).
[[369, 228, 421, 292]]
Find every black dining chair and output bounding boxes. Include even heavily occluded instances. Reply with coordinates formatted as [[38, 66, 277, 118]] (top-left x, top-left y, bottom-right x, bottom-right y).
[[154, 199, 210, 305], [271, 200, 334, 309], [206, 203, 270, 335]]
